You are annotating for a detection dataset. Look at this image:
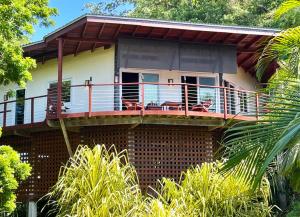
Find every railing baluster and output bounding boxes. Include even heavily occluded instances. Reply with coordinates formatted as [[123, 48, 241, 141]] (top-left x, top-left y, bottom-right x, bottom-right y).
[[141, 83, 145, 116], [255, 93, 259, 120], [223, 88, 227, 119], [88, 84, 92, 117], [184, 84, 188, 116], [31, 98, 34, 123], [3, 102, 7, 127]]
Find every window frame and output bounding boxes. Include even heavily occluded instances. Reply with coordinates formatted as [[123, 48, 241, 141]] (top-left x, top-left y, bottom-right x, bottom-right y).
[[49, 79, 72, 103]]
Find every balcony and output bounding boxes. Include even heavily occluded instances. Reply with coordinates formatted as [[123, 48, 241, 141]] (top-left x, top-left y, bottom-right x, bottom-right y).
[[0, 83, 267, 129]]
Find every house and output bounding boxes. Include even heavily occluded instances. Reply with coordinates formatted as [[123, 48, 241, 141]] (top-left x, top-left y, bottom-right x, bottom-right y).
[[0, 15, 278, 213]]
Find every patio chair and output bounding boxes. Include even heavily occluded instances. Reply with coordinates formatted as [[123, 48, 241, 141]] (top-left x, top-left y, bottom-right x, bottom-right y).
[[122, 99, 142, 110], [191, 99, 213, 112]]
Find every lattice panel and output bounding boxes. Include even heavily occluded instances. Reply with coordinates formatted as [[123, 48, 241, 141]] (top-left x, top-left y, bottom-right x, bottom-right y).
[[81, 126, 129, 153], [0, 125, 217, 201], [31, 130, 80, 199], [129, 125, 214, 190]]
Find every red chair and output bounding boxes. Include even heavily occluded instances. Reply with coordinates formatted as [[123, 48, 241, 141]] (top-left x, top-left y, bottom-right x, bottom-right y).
[[122, 99, 142, 110], [191, 99, 212, 112]]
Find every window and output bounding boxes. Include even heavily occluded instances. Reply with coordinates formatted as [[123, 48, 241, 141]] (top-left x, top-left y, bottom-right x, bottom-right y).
[[239, 91, 248, 113], [199, 77, 216, 111], [142, 73, 159, 105], [49, 80, 71, 103]]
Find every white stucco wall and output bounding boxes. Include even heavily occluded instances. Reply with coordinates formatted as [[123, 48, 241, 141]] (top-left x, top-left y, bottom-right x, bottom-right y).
[[0, 46, 115, 126], [0, 45, 258, 127], [223, 67, 259, 91]]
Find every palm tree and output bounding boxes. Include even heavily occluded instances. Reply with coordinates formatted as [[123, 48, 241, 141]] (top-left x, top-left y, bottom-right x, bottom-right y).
[[222, 0, 300, 193]]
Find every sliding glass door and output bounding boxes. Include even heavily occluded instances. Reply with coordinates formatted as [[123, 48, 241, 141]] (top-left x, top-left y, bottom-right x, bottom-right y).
[[142, 73, 159, 106], [199, 77, 217, 112]]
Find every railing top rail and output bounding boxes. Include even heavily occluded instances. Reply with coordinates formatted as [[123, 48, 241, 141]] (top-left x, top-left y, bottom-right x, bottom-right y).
[[66, 82, 258, 94], [0, 95, 47, 105]]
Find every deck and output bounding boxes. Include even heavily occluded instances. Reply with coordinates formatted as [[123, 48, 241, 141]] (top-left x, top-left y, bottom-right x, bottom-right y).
[[0, 83, 267, 129]]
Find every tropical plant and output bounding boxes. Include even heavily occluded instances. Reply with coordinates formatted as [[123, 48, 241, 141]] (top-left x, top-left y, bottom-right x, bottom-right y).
[[46, 145, 143, 217], [221, 0, 300, 194], [222, 79, 300, 192], [47, 145, 273, 216], [287, 199, 300, 216], [152, 161, 272, 217], [0, 145, 31, 214], [257, 0, 300, 80]]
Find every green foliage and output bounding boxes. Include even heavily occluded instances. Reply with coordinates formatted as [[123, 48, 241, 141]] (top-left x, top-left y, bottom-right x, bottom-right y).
[[48, 145, 273, 216], [256, 26, 300, 81], [222, 79, 300, 193], [0, 0, 57, 87], [46, 145, 143, 216], [85, 0, 300, 28], [287, 199, 300, 216], [257, 0, 300, 81], [0, 145, 31, 214], [275, 0, 300, 19], [152, 162, 272, 217]]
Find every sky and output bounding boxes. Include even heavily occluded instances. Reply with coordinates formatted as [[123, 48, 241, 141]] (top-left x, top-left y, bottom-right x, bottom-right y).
[[31, 0, 91, 42]]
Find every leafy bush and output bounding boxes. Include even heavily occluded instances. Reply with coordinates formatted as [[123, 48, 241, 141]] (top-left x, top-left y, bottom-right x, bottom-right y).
[[287, 199, 300, 217], [48, 145, 273, 216], [46, 145, 143, 216], [153, 162, 273, 217], [0, 145, 31, 214]]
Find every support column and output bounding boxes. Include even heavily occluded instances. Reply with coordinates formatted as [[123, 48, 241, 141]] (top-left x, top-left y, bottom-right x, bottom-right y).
[[27, 201, 37, 217], [59, 118, 73, 157], [57, 38, 64, 118]]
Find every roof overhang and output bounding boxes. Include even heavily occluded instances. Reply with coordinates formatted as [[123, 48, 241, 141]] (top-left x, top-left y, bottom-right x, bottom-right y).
[[24, 15, 280, 81]]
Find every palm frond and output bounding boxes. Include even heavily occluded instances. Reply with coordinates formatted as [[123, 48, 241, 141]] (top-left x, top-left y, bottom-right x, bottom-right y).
[[222, 80, 300, 193], [256, 26, 300, 80], [275, 0, 300, 20]]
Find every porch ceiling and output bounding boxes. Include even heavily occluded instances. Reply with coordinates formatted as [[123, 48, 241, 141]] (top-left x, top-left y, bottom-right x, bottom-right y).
[[24, 15, 279, 82]]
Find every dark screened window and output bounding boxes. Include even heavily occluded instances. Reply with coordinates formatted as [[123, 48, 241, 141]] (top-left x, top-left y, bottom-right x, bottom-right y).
[[49, 80, 71, 103]]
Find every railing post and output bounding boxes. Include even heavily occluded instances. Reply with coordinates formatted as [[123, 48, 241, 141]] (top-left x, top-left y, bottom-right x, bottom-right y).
[[57, 38, 63, 119], [141, 83, 145, 116], [223, 88, 227, 119], [31, 98, 34, 123], [184, 84, 189, 116], [255, 93, 259, 120], [3, 102, 7, 127], [88, 84, 92, 117]]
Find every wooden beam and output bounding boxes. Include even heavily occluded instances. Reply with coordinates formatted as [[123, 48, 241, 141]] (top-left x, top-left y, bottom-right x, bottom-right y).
[[238, 53, 252, 66], [97, 23, 106, 39], [63, 37, 113, 44], [132, 25, 140, 37], [91, 43, 98, 52], [207, 33, 219, 43], [220, 33, 232, 43], [74, 41, 81, 56], [244, 61, 256, 73], [163, 28, 172, 39], [192, 32, 202, 41], [178, 30, 186, 40], [74, 23, 88, 56], [113, 25, 122, 39], [147, 27, 154, 38], [59, 118, 73, 157], [81, 23, 88, 38], [243, 35, 262, 50], [234, 34, 248, 44], [92, 23, 106, 52], [57, 38, 63, 118]]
